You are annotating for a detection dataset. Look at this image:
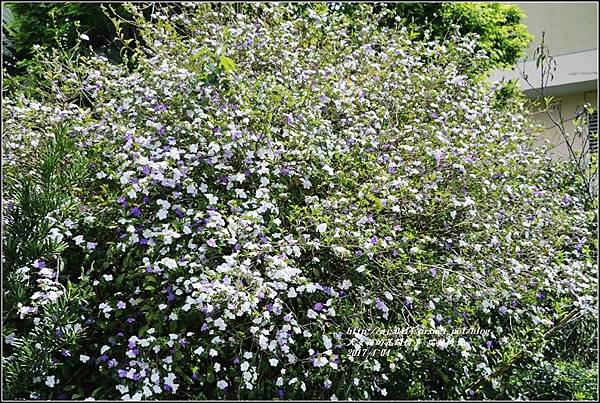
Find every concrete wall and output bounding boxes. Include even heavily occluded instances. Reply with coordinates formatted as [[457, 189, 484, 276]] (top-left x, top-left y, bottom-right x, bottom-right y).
[[516, 2, 598, 60]]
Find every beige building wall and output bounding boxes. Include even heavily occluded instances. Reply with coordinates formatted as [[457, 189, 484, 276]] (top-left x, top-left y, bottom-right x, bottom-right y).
[[532, 91, 597, 159], [490, 2, 598, 160]]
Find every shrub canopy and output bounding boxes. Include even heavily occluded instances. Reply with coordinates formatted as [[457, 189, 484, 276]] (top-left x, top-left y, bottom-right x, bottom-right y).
[[3, 2, 532, 75], [2, 3, 596, 400]]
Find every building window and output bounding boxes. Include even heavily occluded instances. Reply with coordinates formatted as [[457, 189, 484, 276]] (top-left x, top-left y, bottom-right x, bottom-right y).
[[589, 108, 598, 154]]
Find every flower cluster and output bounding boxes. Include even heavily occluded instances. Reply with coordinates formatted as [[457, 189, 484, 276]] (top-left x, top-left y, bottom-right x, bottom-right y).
[[2, 3, 596, 400]]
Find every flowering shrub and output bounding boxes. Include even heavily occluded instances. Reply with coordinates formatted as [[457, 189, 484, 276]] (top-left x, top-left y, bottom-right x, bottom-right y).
[[2, 3, 597, 400]]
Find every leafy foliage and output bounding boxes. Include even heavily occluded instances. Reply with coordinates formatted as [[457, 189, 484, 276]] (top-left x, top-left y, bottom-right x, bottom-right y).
[[1, 3, 596, 400], [506, 360, 598, 400], [336, 2, 533, 72]]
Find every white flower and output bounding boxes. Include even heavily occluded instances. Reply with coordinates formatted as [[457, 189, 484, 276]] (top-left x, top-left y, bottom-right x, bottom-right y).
[[214, 318, 226, 330], [457, 337, 472, 351], [157, 209, 168, 220], [103, 274, 113, 281], [151, 372, 160, 383], [217, 380, 228, 390], [323, 335, 333, 349], [5, 333, 16, 345], [317, 223, 327, 233], [80, 354, 90, 363], [436, 339, 450, 350], [194, 346, 204, 355], [45, 375, 56, 388], [269, 358, 279, 367], [161, 257, 178, 270], [74, 235, 85, 245], [80, 33, 90, 41]]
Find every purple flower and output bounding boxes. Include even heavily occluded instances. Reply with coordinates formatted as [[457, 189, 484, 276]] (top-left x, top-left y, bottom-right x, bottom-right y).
[[433, 149, 444, 165], [575, 237, 587, 251], [278, 389, 285, 398], [485, 340, 493, 349], [99, 354, 109, 362], [61, 350, 71, 357], [370, 235, 378, 245], [34, 259, 46, 269], [117, 301, 126, 309], [174, 208, 184, 218], [233, 357, 240, 365], [375, 298, 388, 312], [118, 369, 128, 378], [127, 317, 136, 324], [499, 306, 508, 315], [130, 207, 142, 218], [87, 242, 97, 250], [117, 196, 128, 207], [108, 359, 118, 368], [207, 239, 217, 247], [313, 302, 324, 312]]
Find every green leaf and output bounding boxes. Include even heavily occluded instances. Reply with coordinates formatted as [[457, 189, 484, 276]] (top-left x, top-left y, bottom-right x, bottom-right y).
[[218, 55, 236, 73]]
